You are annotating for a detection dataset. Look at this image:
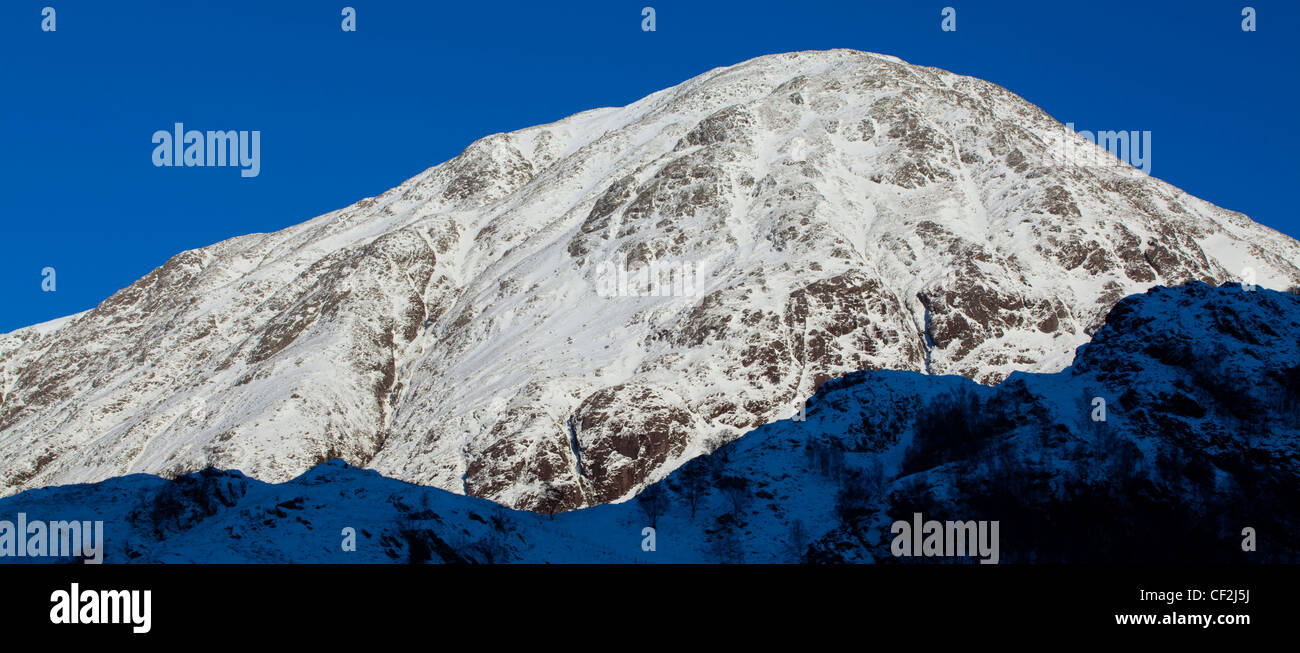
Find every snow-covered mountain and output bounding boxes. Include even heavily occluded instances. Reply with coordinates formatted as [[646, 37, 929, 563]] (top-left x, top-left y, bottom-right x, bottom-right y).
[[3, 282, 1296, 563], [2, 50, 1298, 512]]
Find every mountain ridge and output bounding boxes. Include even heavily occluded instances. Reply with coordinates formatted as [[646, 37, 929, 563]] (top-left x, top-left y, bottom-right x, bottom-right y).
[[2, 49, 1298, 512]]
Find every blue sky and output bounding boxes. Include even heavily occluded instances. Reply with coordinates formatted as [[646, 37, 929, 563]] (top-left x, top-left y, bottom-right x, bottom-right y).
[[1, 0, 1296, 332]]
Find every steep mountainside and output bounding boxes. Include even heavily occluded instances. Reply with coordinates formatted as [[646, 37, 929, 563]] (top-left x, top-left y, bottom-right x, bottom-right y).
[[2, 283, 1297, 563], [2, 50, 1298, 511]]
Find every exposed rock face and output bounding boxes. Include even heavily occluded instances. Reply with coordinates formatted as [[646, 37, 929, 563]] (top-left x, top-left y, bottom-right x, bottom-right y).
[[1, 50, 1298, 511]]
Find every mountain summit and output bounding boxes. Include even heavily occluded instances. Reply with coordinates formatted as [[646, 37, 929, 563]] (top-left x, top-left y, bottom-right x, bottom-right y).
[[2, 50, 1297, 511]]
